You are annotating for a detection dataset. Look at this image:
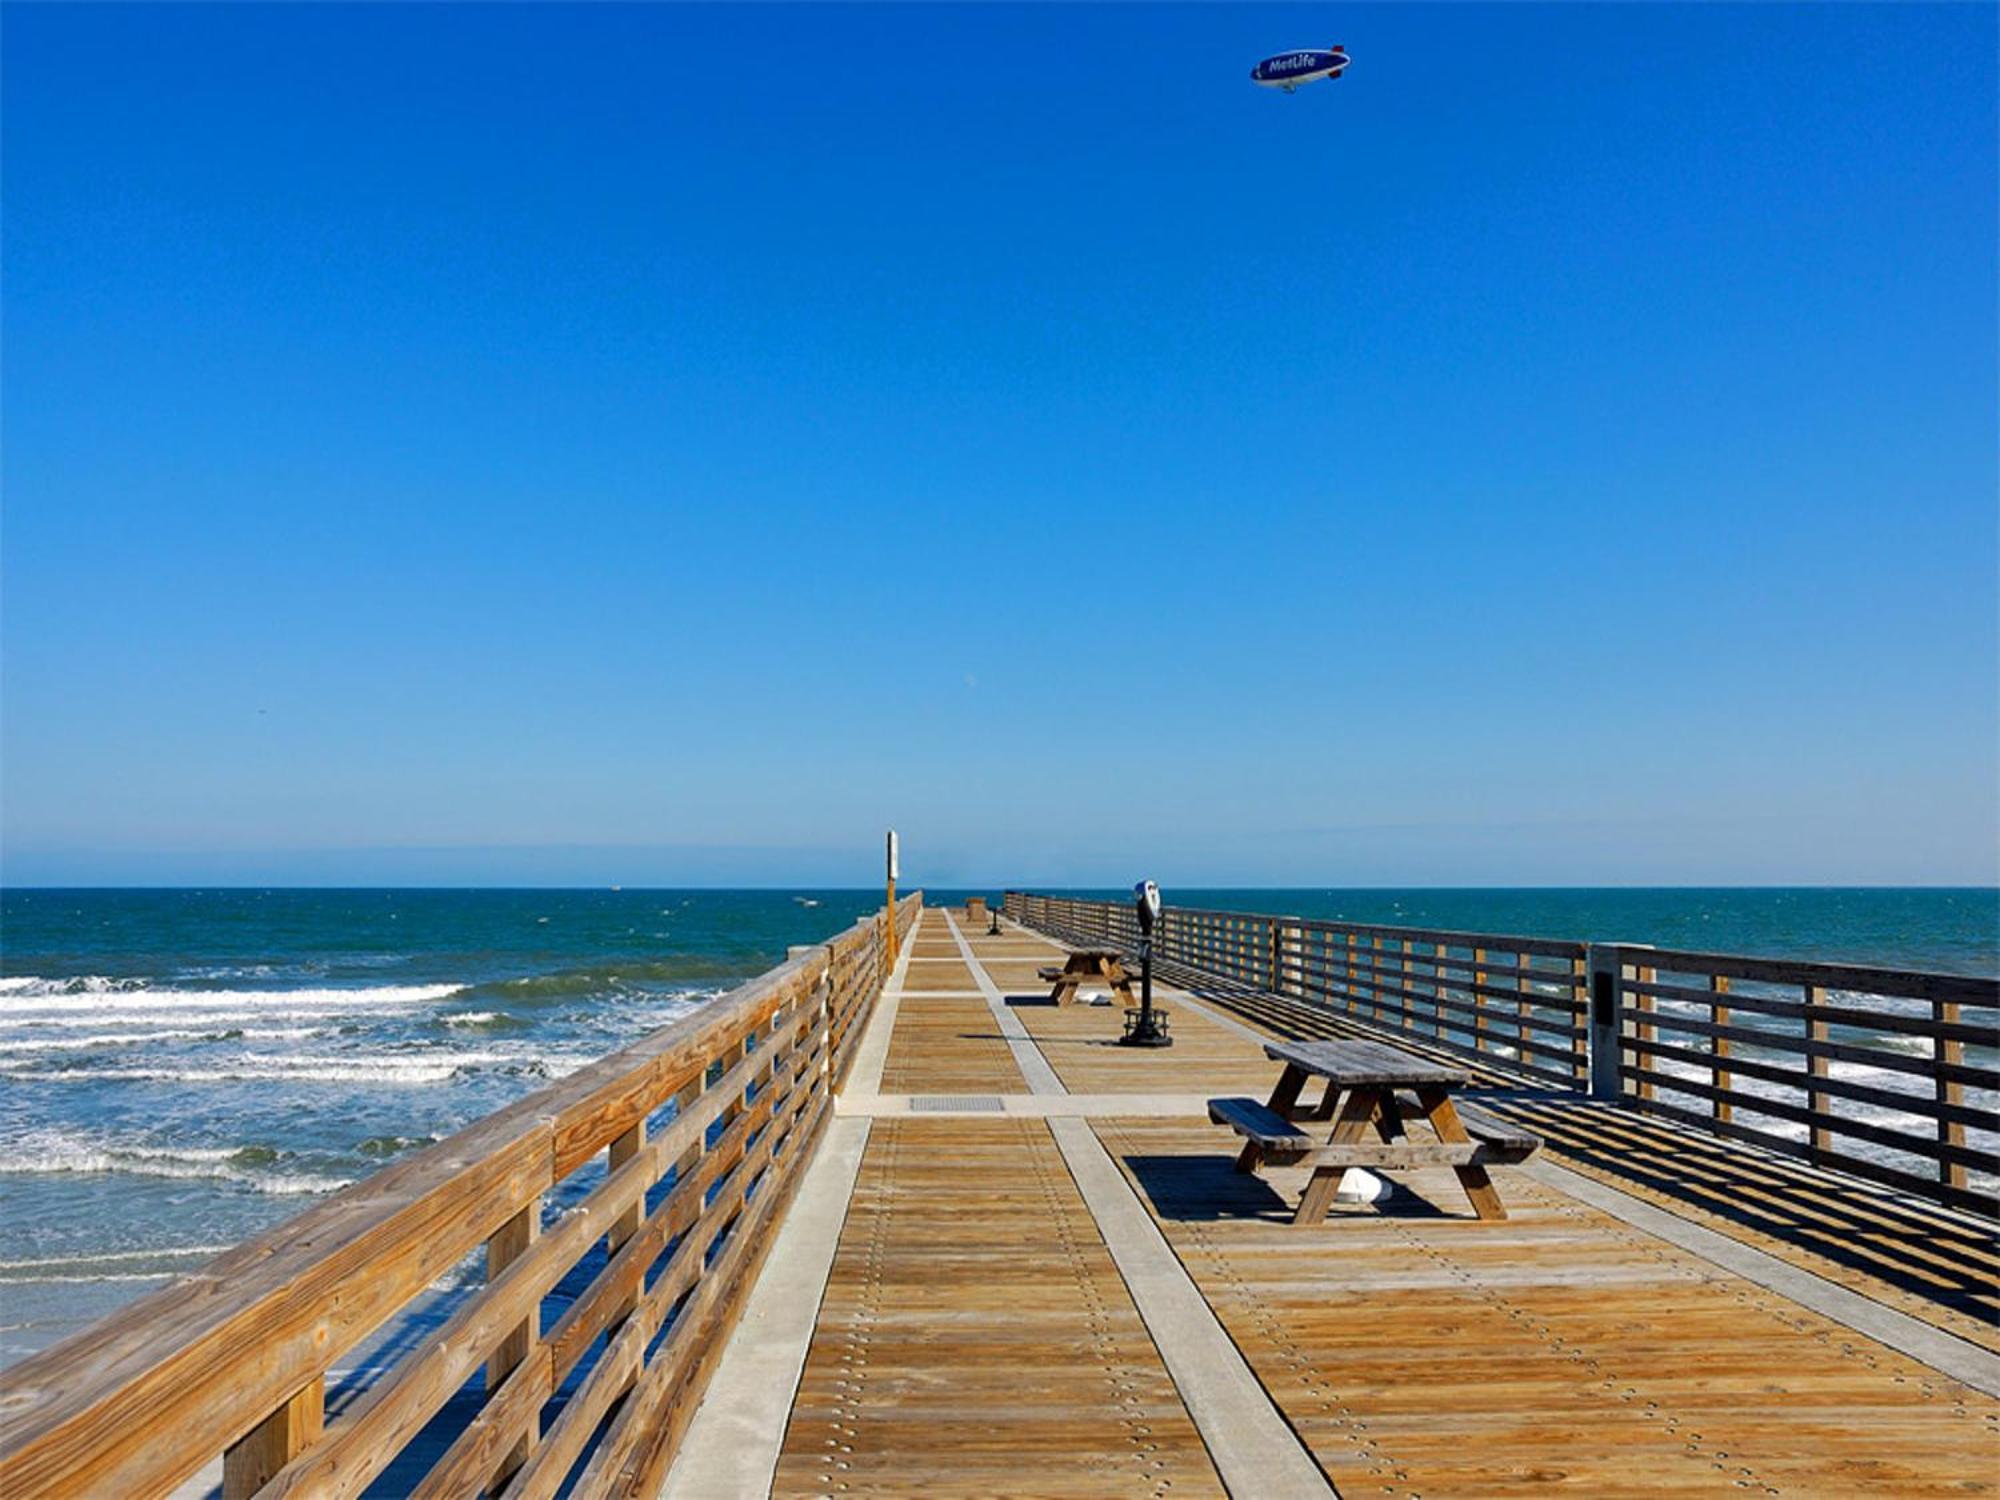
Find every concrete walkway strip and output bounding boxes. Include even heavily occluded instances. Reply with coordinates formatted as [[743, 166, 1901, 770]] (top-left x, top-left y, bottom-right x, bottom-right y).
[[660, 1116, 875, 1500], [944, 910, 1067, 1096], [1047, 1116, 1334, 1498], [1527, 1157, 2000, 1398]]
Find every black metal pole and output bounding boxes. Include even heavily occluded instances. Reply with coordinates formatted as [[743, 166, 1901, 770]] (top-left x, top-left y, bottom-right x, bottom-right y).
[[1119, 895, 1171, 1048]]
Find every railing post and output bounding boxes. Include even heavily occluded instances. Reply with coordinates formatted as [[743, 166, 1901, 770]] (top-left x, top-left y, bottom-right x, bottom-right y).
[[1369, 936, 1383, 1022], [223, 1377, 324, 1500], [813, 951, 839, 1093], [1472, 946, 1490, 1058], [1634, 961, 1658, 1101], [1805, 983, 1831, 1156], [1429, 941, 1447, 1040], [1712, 974, 1733, 1123], [1568, 952, 1588, 1088], [1586, 943, 1622, 1101], [603, 1117, 645, 1328], [1400, 939, 1414, 1036], [1937, 997, 1966, 1190], [485, 1198, 541, 1491]]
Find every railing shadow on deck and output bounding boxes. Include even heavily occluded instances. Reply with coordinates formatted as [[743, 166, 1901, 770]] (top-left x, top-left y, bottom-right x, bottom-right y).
[[0, 894, 924, 1500], [1494, 1094, 2000, 1337]]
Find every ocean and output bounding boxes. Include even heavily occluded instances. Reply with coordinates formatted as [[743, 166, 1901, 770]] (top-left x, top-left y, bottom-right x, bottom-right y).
[[1, 885, 1993, 1368]]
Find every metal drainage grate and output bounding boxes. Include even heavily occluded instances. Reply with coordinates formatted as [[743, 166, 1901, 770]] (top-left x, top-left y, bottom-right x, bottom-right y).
[[909, 1095, 1006, 1113]]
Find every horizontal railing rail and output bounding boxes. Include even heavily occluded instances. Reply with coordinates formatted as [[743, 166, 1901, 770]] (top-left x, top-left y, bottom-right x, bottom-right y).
[[0, 892, 922, 1500], [1597, 943, 1999, 1217], [1006, 891, 1998, 1214], [1006, 891, 1589, 1090]]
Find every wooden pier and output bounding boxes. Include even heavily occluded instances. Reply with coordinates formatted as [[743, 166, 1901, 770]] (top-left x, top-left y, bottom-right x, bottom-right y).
[[2, 894, 1995, 1496]]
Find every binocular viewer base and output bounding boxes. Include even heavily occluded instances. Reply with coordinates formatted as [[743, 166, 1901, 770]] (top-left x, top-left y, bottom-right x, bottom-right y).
[[1117, 1006, 1173, 1047]]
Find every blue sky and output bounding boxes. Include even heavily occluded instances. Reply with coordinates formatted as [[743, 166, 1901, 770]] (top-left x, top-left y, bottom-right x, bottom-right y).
[[3, 3, 1994, 888]]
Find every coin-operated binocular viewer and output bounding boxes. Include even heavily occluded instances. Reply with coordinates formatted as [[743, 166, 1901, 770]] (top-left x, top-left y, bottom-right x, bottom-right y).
[[1118, 880, 1173, 1048]]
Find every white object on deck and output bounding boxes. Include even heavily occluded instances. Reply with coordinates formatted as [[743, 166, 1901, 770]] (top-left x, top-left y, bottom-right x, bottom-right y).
[[1335, 1167, 1388, 1203]]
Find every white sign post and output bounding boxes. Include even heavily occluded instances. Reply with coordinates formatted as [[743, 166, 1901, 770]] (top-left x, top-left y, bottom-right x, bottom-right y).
[[885, 830, 900, 958]]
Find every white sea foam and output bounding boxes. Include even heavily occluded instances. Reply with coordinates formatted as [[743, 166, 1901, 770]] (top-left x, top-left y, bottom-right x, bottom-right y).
[[0, 1049, 517, 1086], [0, 1027, 326, 1054], [0, 1130, 350, 1194], [0, 976, 145, 996], [0, 1245, 235, 1270], [0, 1248, 233, 1288], [0, 1270, 182, 1284], [0, 981, 464, 1018], [1, 1007, 376, 1031]]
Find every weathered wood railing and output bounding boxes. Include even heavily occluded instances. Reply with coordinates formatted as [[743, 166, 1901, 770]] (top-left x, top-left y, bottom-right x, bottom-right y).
[[1595, 944, 1999, 1216], [1006, 892, 1590, 1089], [0, 893, 922, 1500], [1006, 891, 1998, 1213]]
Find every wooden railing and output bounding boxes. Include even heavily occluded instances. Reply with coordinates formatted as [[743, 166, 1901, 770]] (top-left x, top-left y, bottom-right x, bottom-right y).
[[1006, 892, 2000, 1215], [0, 893, 922, 1500], [1005, 892, 1589, 1090], [1599, 944, 1999, 1217]]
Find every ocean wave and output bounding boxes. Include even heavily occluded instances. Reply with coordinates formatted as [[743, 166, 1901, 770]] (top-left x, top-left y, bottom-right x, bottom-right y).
[[470, 958, 743, 1004], [436, 1010, 530, 1034], [171, 961, 322, 983], [0, 1026, 326, 1054], [0, 1270, 182, 1284], [0, 1132, 349, 1194], [355, 1134, 439, 1157], [0, 1049, 519, 1086], [0, 976, 146, 996], [0, 982, 464, 1019], [0, 1245, 236, 1270], [0, 1006, 391, 1031]]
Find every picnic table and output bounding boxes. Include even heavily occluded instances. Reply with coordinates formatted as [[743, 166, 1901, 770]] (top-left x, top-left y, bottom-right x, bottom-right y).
[[1208, 1038, 1541, 1226], [1037, 949, 1137, 1007]]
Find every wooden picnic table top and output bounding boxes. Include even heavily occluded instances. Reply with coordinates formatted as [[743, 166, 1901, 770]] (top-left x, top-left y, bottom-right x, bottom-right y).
[[1263, 1037, 1472, 1087]]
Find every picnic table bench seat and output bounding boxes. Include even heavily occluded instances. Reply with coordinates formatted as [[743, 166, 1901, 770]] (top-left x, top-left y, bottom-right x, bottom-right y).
[[1434, 1096, 1542, 1161], [1209, 1090, 1541, 1169], [1207, 1097, 1314, 1161]]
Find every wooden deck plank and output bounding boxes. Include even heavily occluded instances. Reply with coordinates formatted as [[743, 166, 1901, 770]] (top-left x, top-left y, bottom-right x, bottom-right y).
[[876, 915, 1027, 1096], [900, 957, 978, 991], [770, 1118, 1225, 1498], [1092, 1116, 1999, 1495], [1489, 1094, 2000, 1349], [1006, 984, 1278, 1096], [876, 995, 1025, 1095]]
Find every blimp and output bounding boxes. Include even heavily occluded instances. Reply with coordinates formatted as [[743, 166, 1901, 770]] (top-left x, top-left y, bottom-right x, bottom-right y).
[[1251, 45, 1350, 92]]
